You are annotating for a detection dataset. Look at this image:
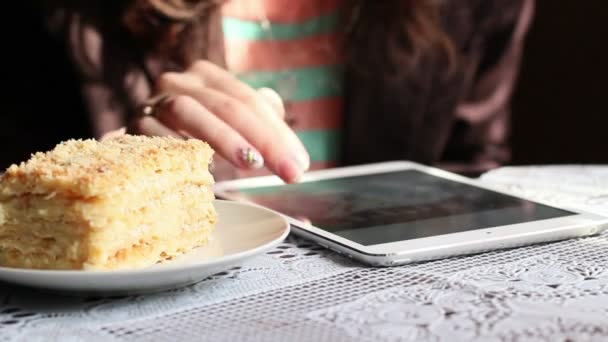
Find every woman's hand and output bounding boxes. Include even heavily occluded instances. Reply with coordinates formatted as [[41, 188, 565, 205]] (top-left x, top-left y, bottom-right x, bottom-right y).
[[129, 61, 310, 183]]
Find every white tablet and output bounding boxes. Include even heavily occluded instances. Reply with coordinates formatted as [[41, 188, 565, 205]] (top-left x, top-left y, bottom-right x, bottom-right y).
[[214, 161, 608, 266]]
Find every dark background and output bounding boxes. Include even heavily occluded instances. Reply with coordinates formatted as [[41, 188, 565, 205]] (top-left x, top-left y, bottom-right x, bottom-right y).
[[510, 1, 608, 165]]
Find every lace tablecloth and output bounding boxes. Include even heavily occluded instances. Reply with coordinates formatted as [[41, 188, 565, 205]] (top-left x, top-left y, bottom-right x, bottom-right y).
[[2, 165, 608, 342]]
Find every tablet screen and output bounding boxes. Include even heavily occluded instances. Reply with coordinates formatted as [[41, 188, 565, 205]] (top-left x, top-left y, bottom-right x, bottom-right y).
[[229, 170, 575, 245]]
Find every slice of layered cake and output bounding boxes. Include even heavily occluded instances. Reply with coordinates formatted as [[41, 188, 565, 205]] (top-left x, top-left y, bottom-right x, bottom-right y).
[[0, 135, 217, 270]]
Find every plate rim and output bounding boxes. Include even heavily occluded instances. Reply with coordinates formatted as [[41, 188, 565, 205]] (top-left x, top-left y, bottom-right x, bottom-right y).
[[0, 199, 290, 277]]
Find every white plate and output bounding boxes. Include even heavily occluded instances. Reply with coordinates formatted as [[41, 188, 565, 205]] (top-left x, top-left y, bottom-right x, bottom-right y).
[[0, 200, 289, 296]]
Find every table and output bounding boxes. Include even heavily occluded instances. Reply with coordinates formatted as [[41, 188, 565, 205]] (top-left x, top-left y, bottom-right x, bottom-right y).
[[2, 165, 608, 341]]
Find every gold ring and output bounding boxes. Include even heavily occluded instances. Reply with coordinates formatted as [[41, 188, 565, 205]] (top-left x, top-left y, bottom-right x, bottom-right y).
[[140, 93, 172, 118]]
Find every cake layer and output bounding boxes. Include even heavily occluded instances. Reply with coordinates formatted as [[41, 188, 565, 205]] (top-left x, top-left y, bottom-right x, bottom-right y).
[[0, 201, 217, 270], [87, 188, 217, 268], [99, 208, 216, 270], [0, 230, 87, 269], [0, 185, 216, 269], [0, 135, 213, 198], [0, 214, 216, 270], [0, 183, 214, 228]]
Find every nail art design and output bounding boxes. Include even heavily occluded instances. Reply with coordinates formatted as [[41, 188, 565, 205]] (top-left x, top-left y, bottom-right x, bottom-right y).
[[239, 147, 264, 169]]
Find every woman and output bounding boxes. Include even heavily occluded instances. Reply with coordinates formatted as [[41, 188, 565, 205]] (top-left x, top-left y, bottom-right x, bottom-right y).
[[2, 0, 533, 182]]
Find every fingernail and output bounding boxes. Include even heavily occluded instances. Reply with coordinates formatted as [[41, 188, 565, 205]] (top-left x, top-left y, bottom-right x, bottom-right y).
[[237, 147, 264, 169], [294, 150, 310, 172], [278, 158, 303, 184], [258, 87, 283, 115]]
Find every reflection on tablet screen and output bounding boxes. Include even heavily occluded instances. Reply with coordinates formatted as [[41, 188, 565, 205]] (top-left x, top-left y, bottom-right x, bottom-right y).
[[233, 171, 575, 245]]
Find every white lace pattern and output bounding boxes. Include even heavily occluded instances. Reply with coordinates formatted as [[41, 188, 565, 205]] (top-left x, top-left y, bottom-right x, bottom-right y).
[[2, 165, 608, 341]]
